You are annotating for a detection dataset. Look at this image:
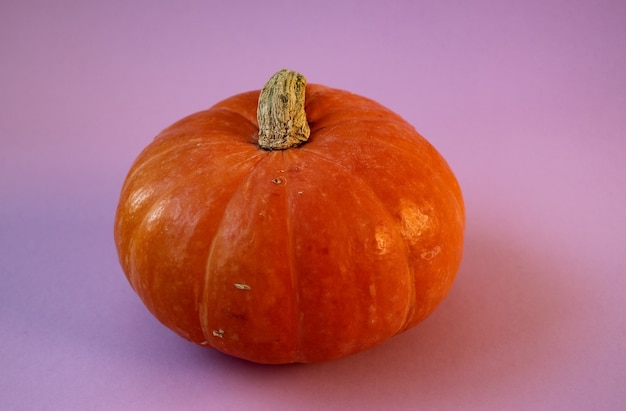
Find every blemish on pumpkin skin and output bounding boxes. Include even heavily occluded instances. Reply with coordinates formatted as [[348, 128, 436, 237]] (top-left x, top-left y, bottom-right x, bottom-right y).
[[369, 284, 377, 297], [399, 200, 431, 244], [374, 226, 391, 255], [420, 246, 441, 261], [212, 329, 225, 338], [271, 178, 283, 184], [234, 283, 251, 290]]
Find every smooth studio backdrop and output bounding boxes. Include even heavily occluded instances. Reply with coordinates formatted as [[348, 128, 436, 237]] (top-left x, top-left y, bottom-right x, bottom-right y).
[[1, 1, 625, 410]]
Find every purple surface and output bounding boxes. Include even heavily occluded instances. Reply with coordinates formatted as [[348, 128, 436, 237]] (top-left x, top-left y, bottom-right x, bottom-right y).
[[1, 1, 625, 410]]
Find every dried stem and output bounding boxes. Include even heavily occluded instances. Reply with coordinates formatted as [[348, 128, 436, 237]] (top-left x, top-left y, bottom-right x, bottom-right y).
[[257, 69, 310, 150]]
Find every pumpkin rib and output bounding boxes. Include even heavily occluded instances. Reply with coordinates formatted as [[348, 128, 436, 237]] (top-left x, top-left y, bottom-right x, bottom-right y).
[[127, 146, 265, 253], [211, 91, 259, 124], [307, 118, 427, 158], [297, 143, 408, 223], [120, 138, 198, 188], [124, 148, 266, 319], [126, 103, 262, 185], [290, 147, 416, 334], [210, 106, 259, 135], [278, 150, 306, 363], [198, 151, 271, 346], [124, 163, 215, 294], [297, 146, 397, 220], [306, 113, 410, 136], [125, 174, 188, 293], [122, 134, 247, 187]]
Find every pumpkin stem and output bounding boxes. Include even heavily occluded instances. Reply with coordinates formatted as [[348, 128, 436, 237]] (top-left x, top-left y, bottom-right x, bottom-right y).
[[257, 69, 310, 150]]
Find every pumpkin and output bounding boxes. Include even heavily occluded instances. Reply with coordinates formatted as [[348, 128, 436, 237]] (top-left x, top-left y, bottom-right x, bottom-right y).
[[114, 69, 464, 364]]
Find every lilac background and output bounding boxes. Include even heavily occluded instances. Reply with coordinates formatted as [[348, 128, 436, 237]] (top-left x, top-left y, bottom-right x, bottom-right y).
[[2, 1, 625, 410]]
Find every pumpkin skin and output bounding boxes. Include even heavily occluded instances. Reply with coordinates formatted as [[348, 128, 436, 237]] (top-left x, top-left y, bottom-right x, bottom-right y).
[[114, 79, 464, 364]]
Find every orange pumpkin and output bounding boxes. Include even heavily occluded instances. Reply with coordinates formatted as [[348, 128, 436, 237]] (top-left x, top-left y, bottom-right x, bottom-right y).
[[114, 70, 464, 364]]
